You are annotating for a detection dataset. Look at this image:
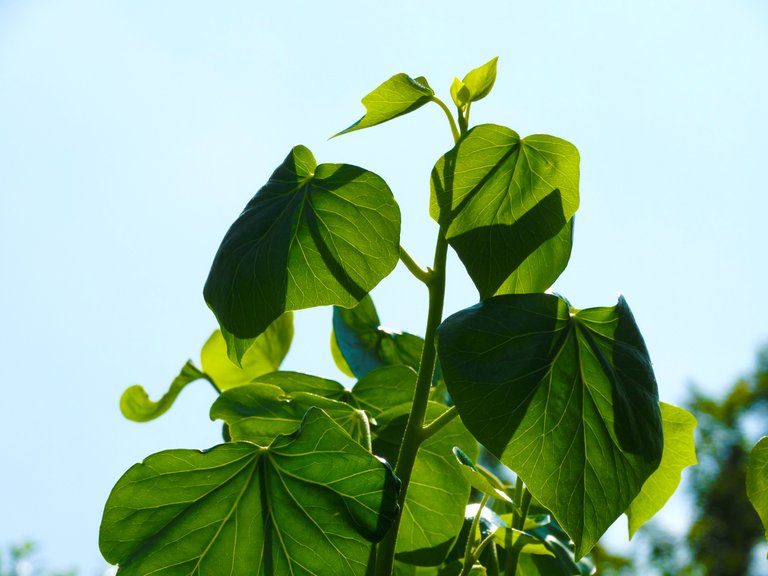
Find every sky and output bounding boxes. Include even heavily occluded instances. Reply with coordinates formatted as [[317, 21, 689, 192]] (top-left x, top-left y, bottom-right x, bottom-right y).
[[1, 0, 767, 573]]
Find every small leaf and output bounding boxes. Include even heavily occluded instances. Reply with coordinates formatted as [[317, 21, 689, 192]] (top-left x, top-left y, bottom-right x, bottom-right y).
[[374, 403, 479, 566], [252, 370, 347, 400], [450, 78, 470, 109], [200, 312, 293, 386], [100, 408, 401, 575], [491, 528, 551, 556], [331, 330, 356, 377], [210, 383, 363, 446], [349, 365, 418, 417], [438, 293, 662, 557], [204, 145, 401, 339], [452, 447, 512, 503], [430, 124, 579, 298], [747, 436, 768, 550], [119, 361, 206, 422], [626, 402, 698, 538], [461, 57, 498, 103], [336, 73, 434, 136], [333, 294, 424, 378]]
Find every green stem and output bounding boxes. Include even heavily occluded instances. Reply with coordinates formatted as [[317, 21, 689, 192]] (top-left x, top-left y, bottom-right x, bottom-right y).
[[202, 374, 222, 395], [431, 96, 461, 143], [460, 493, 491, 576], [374, 232, 449, 576], [505, 480, 531, 576], [420, 405, 458, 441], [399, 246, 431, 285]]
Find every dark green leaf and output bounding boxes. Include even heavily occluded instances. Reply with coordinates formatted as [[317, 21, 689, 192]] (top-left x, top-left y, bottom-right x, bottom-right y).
[[119, 361, 206, 422], [438, 293, 662, 557], [374, 403, 479, 566], [430, 124, 579, 298], [201, 313, 293, 387], [204, 145, 401, 338], [515, 518, 595, 576], [336, 74, 434, 136], [461, 57, 498, 103], [210, 383, 365, 446], [100, 408, 400, 575], [333, 294, 424, 377], [747, 436, 768, 550], [626, 402, 698, 538]]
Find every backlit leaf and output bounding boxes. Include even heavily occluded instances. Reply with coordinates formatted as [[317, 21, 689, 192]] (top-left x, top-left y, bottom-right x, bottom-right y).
[[626, 402, 698, 538], [119, 361, 207, 422], [200, 312, 293, 387], [100, 408, 400, 575], [461, 57, 498, 103], [204, 145, 400, 338], [438, 293, 662, 557], [747, 436, 768, 550], [430, 124, 579, 298], [336, 73, 434, 136]]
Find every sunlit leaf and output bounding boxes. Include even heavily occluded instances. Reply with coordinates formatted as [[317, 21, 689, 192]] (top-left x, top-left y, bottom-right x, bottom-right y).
[[119, 361, 207, 422], [100, 409, 400, 575], [349, 365, 417, 417], [200, 313, 293, 386], [747, 436, 768, 550], [336, 73, 434, 136], [626, 402, 698, 538], [438, 293, 662, 557], [210, 382, 366, 446], [450, 78, 470, 109], [204, 145, 400, 339], [452, 447, 512, 503], [333, 294, 424, 377], [461, 57, 498, 103], [430, 124, 579, 298]]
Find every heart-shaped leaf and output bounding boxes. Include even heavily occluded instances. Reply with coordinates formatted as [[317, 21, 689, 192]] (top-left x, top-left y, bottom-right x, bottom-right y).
[[430, 124, 579, 298], [336, 73, 434, 136], [100, 408, 400, 575], [332, 294, 424, 378], [438, 293, 662, 557], [201, 312, 293, 388], [626, 402, 698, 538], [747, 436, 768, 550], [204, 145, 401, 338], [119, 361, 207, 422]]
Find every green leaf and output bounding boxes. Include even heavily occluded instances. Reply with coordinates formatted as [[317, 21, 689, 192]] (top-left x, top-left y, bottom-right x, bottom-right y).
[[514, 518, 595, 576], [251, 370, 347, 400], [461, 57, 498, 103], [491, 528, 551, 557], [200, 312, 293, 387], [204, 145, 401, 338], [336, 73, 434, 136], [119, 361, 206, 422], [450, 78, 470, 109], [626, 402, 698, 538], [430, 124, 579, 298], [100, 408, 400, 575], [438, 293, 663, 557], [333, 294, 424, 377], [210, 383, 366, 446], [374, 403, 479, 566], [747, 436, 768, 550], [349, 365, 418, 417], [452, 447, 512, 503]]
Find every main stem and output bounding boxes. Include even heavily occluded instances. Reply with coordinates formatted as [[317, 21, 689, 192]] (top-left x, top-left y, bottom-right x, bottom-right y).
[[374, 232, 449, 576]]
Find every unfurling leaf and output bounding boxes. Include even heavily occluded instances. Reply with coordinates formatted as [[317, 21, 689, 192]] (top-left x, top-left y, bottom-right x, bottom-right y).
[[119, 361, 206, 422]]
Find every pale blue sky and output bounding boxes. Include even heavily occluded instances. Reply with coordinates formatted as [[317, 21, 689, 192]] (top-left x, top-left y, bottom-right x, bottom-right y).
[[1, 1, 767, 573]]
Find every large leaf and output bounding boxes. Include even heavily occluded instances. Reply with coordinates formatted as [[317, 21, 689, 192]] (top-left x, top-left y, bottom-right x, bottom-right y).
[[336, 73, 434, 136], [200, 313, 294, 388], [100, 408, 400, 575], [374, 402, 479, 566], [438, 293, 662, 557], [204, 145, 401, 338], [210, 383, 367, 446], [430, 124, 579, 298], [747, 436, 768, 550], [626, 402, 698, 538], [119, 361, 207, 422], [333, 294, 424, 378]]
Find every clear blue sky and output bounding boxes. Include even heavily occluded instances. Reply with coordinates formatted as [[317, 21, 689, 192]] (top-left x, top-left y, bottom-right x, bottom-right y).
[[1, 1, 766, 573]]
